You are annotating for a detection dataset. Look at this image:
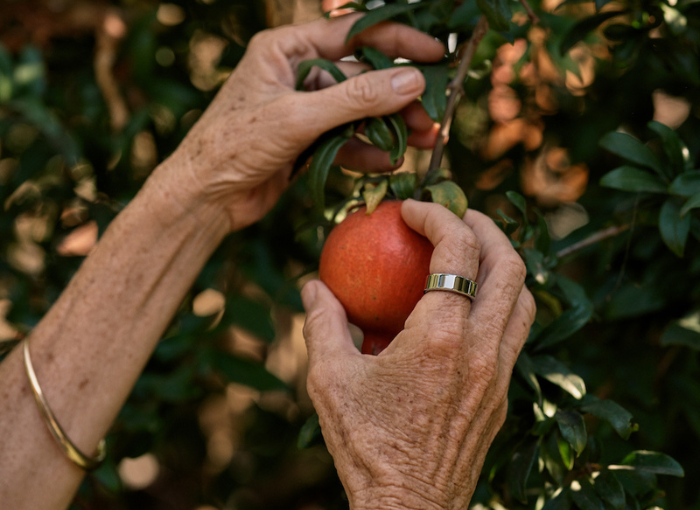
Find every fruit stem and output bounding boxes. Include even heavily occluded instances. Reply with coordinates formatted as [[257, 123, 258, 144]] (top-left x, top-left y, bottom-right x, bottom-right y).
[[361, 331, 394, 356], [424, 16, 489, 181]]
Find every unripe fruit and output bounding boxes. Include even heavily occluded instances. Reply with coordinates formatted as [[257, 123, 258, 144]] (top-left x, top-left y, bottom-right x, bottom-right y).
[[319, 201, 433, 355]]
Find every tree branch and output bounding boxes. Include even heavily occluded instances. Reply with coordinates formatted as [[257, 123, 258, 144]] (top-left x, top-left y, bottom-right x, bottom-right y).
[[518, 0, 540, 25], [556, 224, 631, 259], [425, 16, 489, 179]]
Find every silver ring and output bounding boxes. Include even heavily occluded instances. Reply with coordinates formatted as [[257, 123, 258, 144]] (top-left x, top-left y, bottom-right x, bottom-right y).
[[424, 273, 478, 300]]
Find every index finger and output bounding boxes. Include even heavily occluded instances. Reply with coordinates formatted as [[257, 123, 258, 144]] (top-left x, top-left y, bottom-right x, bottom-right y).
[[274, 14, 445, 63]]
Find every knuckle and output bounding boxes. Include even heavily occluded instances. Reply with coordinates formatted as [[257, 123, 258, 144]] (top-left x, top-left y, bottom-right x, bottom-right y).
[[438, 225, 481, 271], [345, 75, 382, 108], [302, 307, 326, 340], [248, 28, 274, 49], [501, 253, 527, 285], [521, 288, 537, 325], [468, 353, 498, 387]]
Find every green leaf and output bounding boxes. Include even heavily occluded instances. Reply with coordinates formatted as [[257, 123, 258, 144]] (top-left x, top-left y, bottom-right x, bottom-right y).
[[308, 128, 354, 210], [599, 166, 668, 194], [389, 172, 417, 200], [536, 213, 551, 255], [0, 45, 12, 103], [524, 248, 548, 285], [508, 438, 541, 502], [599, 131, 664, 177], [593, 470, 625, 510], [531, 355, 586, 399], [420, 64, 450, 122], [360, 46, 395, 70], [297, 413, 323, 449], [516, 352, 543, 405], [534, 304, 593, 350], [507, 190, 528, 220], [365, 117, 395, 152], [580, 395, 634, 440], [603, 23, 639, 41], [617, 451, 685, 477], [423, 181, 468, 218], [346, 3, 425, 41], [477, 0, 513, 32], [660, 313, 700, 349], [206, 350, 288, 392], [557, 431, 574, 470], [11, 98, 80, 166], [648, 120, 689, 176], [0, 43, 12, 77], [681, 192, 700, 217], [449, 0, 482, 29], [92, 460, 122, 494], [363, 179, 388, 214], [555, 409, 587, 455], [543, 488, 572, 510], [659, 198, 691, 257], [226, 295, 276, 343], [14, 46, 45, 97], [570, 478, 605, 510], [669, 171, 700, 197], [387, 113, 408, 165], [542, 432, 568, 483], [422, 168, 452, 187], [560, 11, 628, 55], [296, 59, 347, 90], [497, 209, 520, 235]]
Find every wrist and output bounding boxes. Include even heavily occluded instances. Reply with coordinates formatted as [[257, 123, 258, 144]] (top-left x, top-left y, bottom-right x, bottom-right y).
[[350, 481, 448, 510], [141, 156, 232, 242]]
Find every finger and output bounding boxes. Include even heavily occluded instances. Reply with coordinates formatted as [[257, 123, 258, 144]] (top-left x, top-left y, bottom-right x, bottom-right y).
[[463, 210, 527, 337], [497, 287, 536, 372], [312, 61, 371, 90], [335, 137, 401, 172], [301, 280, 359, 363], [288, 67, 426, 142], [401, 199, 481, 324], [407, 126, 439, 149], [402, 101, 436, 132], [274, 15, 445, 63]]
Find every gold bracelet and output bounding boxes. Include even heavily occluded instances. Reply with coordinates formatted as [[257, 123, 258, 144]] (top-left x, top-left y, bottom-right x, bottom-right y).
[[23, 338, 106, 471]]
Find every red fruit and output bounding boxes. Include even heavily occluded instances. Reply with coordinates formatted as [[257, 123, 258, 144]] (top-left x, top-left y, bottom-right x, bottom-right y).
[[319, 201, 433, 355]]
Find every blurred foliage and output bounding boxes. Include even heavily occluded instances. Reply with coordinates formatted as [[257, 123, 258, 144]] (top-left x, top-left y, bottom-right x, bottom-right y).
[[0, 0, 699, 509]]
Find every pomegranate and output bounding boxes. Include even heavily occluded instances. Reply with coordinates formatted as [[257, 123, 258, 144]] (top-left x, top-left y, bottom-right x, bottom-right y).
[[319, 201, 433, 355]]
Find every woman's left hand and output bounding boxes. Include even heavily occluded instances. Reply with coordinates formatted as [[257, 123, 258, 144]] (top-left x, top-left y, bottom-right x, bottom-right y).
[[159, 14, 445, 232]]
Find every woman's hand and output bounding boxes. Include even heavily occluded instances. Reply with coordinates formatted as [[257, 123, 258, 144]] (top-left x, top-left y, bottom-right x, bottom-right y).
[[301, 200, 536, 510], [159, 15, 444, 232]]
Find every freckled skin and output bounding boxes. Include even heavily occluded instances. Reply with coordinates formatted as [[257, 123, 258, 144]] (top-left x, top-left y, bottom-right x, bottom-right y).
[[319, 201, 433, 355]]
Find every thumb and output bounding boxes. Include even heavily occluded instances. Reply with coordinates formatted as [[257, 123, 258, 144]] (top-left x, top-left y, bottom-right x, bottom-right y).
[[301, 280, 359, 363], [293, 67, 425, 141]]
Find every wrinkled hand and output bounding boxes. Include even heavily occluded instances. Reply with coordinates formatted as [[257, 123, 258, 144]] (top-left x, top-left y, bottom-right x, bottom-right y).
[[301, 200, 536, 510], [160, 15, 444, 231]]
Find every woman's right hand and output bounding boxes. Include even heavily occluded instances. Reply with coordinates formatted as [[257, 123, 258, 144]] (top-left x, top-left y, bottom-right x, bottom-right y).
[[301, 200, 536, 510]]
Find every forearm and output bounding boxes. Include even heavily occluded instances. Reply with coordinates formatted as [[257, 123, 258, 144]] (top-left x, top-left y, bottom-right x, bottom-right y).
[[0, 160, 229, 509]]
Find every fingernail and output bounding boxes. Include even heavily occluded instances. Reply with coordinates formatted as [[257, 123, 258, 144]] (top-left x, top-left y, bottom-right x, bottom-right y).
[[301, 282, 318, 311], [391, 69, 422, 94]]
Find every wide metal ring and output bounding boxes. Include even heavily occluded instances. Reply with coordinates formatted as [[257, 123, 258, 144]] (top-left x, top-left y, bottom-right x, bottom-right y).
[[424, 273, 478, 300]]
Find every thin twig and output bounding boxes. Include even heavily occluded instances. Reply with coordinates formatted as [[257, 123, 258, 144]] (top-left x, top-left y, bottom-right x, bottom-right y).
[[425, 16, 490, 179], [610, 195, 638, 298], [518, 0, 540, 25], [556, 224, 631, 259]]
